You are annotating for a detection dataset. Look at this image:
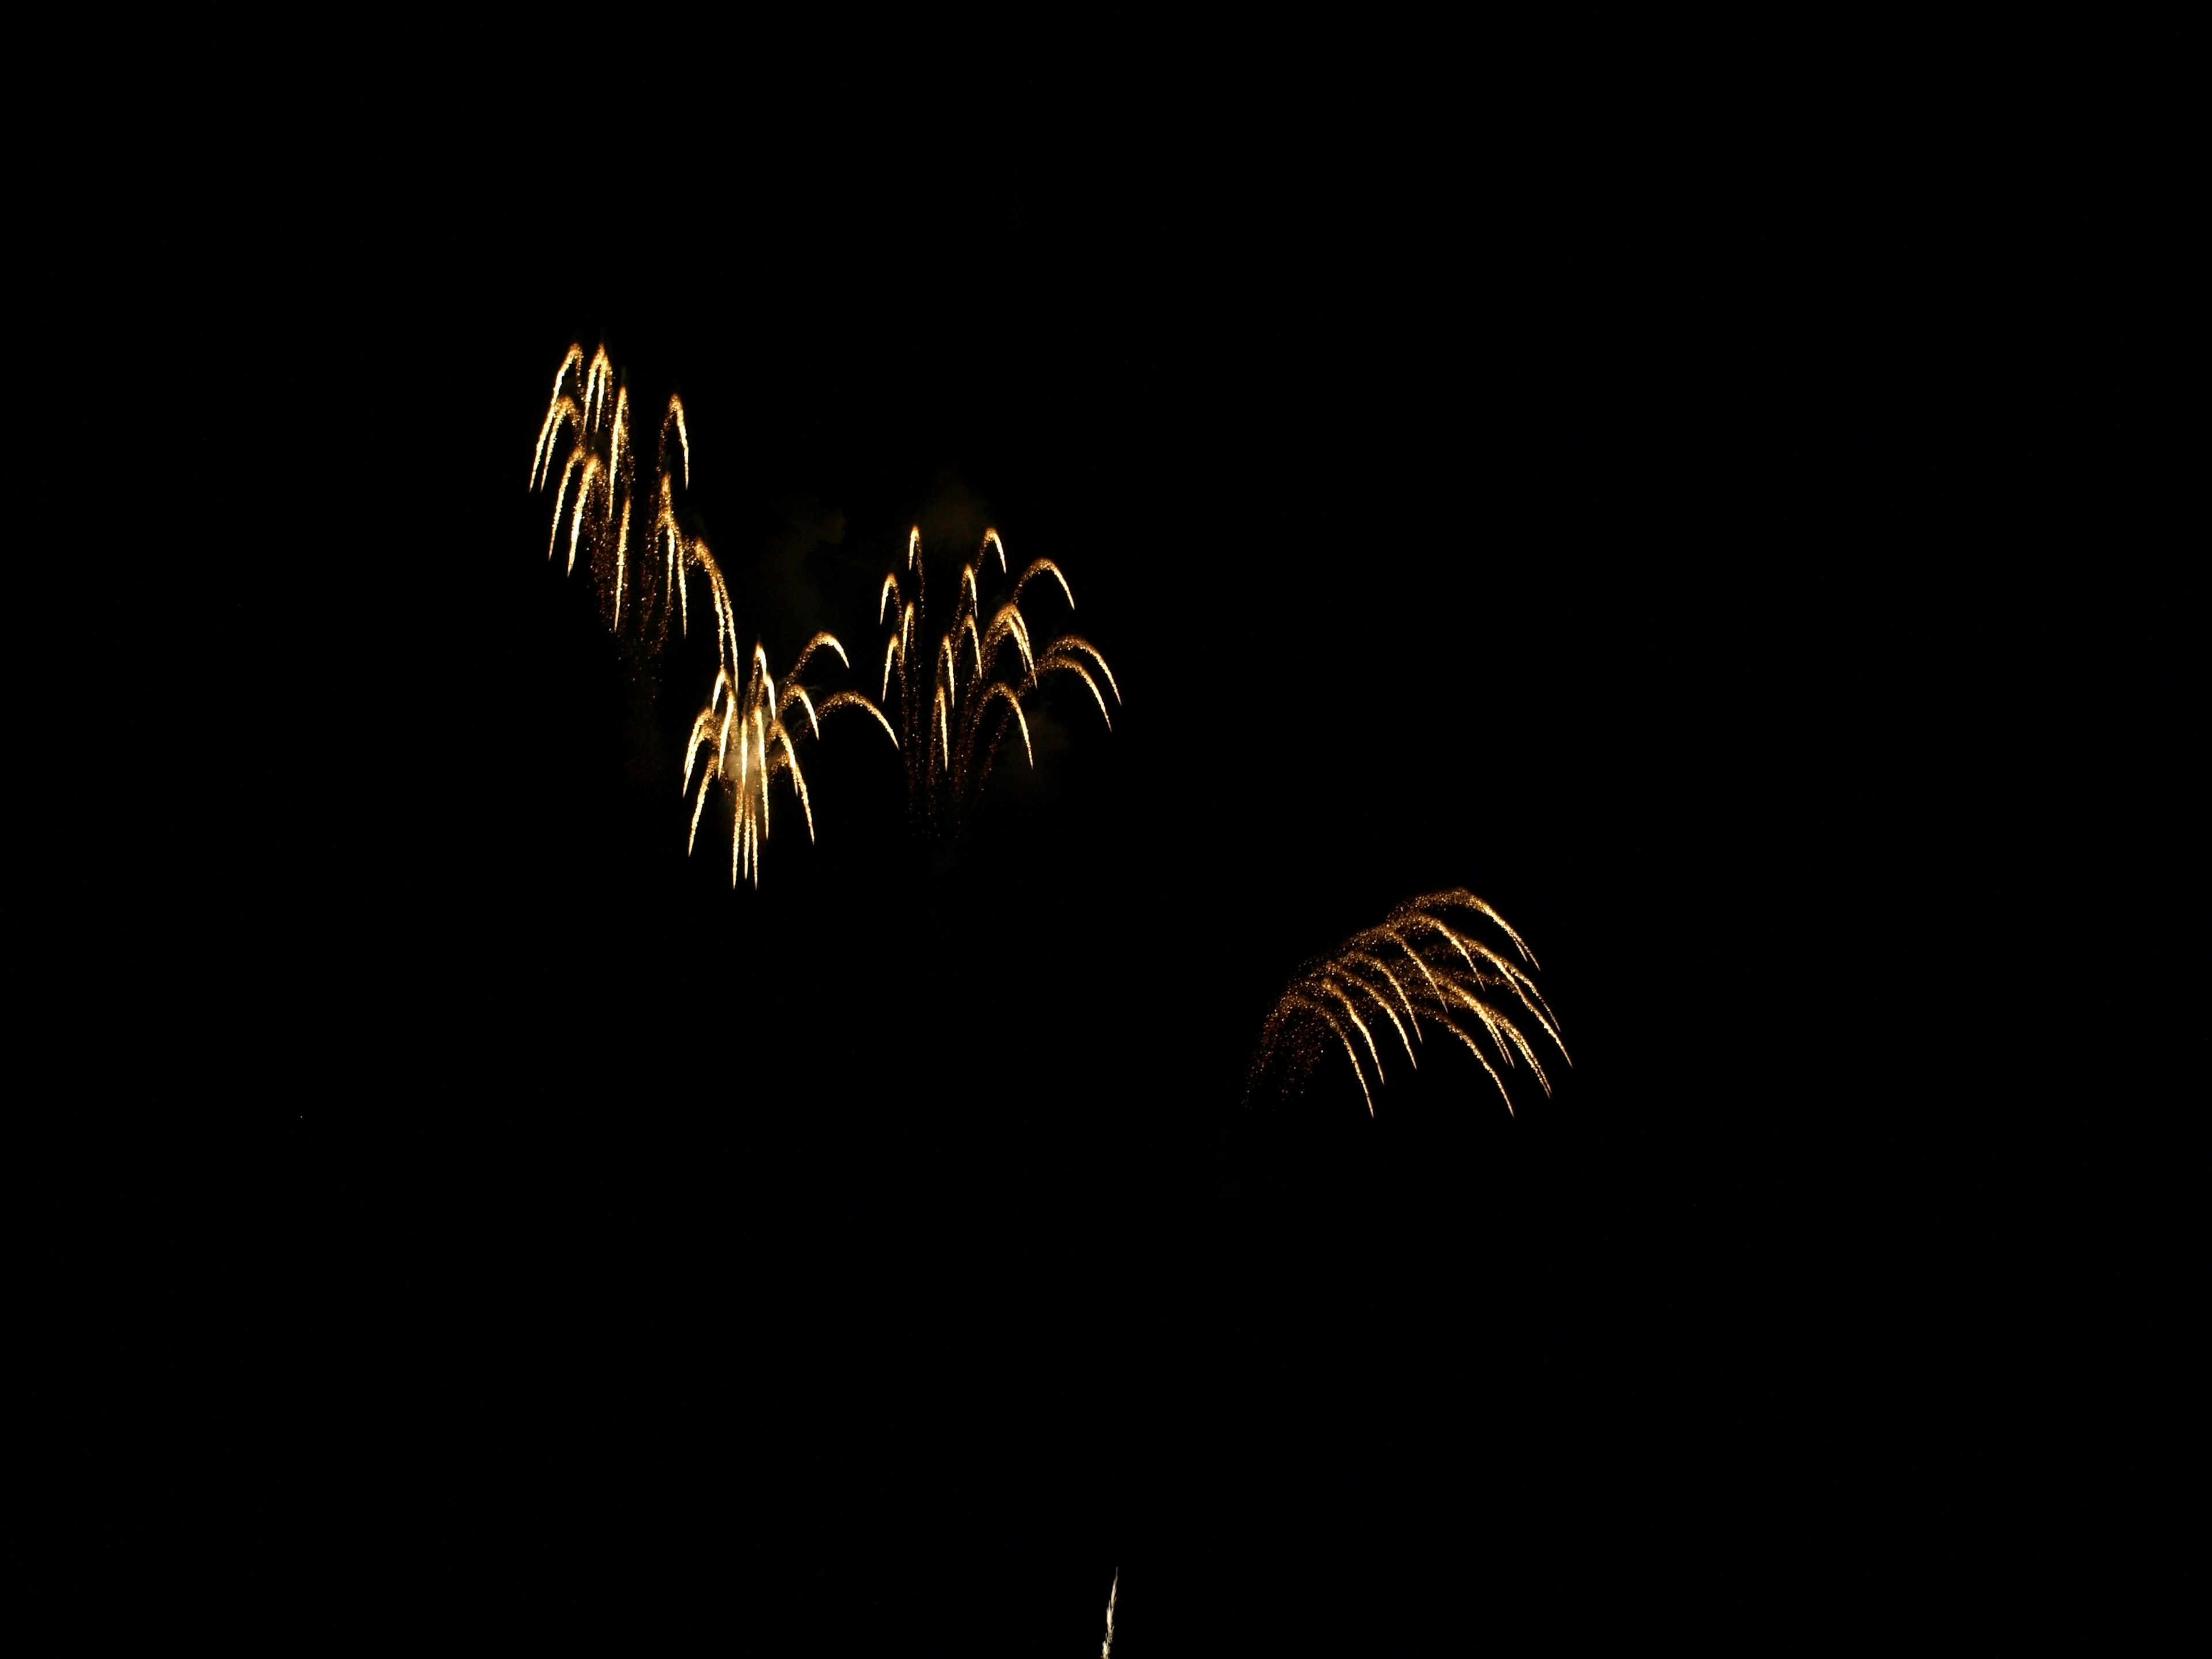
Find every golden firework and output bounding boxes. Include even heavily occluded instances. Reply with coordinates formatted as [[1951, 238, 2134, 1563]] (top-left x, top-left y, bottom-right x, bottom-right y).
[[874, 525, 1119, 831], [529, 343, 687, 652], [1247, 889, 1569, 1116], [677, 543, 896, 887]]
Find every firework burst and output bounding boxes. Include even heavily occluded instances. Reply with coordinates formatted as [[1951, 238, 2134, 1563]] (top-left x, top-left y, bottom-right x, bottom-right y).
[[529, 342, 688, 653], [1247, 889, 1569, 1117], [677, 542, 897, 886], [874, 526, 1119, 832]]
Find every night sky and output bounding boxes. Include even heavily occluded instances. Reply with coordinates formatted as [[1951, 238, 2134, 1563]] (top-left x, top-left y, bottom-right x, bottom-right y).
[[52, 45, 2163, 1652]]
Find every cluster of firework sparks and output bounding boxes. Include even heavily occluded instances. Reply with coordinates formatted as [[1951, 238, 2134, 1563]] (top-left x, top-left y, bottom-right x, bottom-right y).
[[530, 343, 1109, 883], [1248, 889, 1570, 1117], [876, 524, 1119, 830], [525, 343, 1572, 1648], [529, 345, 1563, 1122], [528, 343, 688, 645]]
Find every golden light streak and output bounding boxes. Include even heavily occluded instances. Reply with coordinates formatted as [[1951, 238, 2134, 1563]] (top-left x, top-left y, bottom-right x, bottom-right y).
[[1101, 1568, 1117, 1659], [817, 691, 900, 749], [566, 457, 596, 572], [1247, 890, 1568, 1117], [1052, 636, 1120, 703], [1339, 960, 1418, 1063], [783, 683, 819, 738], [791, 632, 850, 676], [1320, 981, 1384, 1078], [530, 395, 575, 490], [687, 753, 713, 851], [612, 497, 631, 629], [664, 395, 689, 487], [550, 344, 583, 401], [1285, 993, 1376, 1115], [1013, 556, 1075, 611], [979, 682, 1034, 766], [1041, 654, 1113, 729], [1346, 950, 1421, 1031], [870, 527, 1120, 834]]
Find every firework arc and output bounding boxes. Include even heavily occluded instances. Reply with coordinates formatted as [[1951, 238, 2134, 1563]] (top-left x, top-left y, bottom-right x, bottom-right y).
[[532, 344, 894, 885], [1247, 889, 1569, 1116], [874, 525, 1119, 832]]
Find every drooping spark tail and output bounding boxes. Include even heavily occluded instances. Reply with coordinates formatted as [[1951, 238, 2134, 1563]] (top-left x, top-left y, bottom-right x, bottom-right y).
[[1101, 1567, 1117, 1659], [1245, 889, 1568, 1116]]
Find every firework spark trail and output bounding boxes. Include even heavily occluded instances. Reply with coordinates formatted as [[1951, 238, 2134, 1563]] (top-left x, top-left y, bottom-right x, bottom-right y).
[[531, 344, 893, 884], [874, 527, 1119, 833], [1246, 889, 1569, 1116], [1101, 1568, 1117, 1658]]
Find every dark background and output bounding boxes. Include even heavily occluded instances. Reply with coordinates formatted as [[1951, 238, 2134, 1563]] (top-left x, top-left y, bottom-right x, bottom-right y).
[[40, 31, 2184, 1653]]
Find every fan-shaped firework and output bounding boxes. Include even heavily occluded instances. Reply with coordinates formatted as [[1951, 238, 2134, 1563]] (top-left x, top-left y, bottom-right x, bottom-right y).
[[678, 543, 897, 886], [1247, 889, 1569, 1116], [529, 343, 688, 652], [874, 526, 1119, 831]]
